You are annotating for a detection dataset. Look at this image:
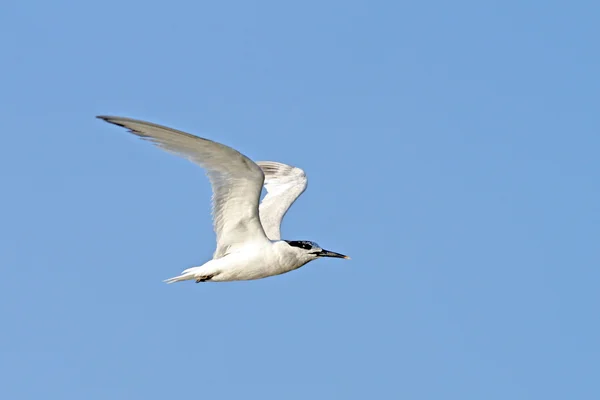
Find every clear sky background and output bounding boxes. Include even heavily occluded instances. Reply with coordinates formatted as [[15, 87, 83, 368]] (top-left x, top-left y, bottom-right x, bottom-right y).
[[1, 1, 598, 399]]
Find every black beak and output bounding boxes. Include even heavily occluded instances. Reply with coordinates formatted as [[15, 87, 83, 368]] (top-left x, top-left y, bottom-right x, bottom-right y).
[[316, 249, 350, 259]]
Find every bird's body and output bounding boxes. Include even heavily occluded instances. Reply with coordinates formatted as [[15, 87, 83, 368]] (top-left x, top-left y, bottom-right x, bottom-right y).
[[97, 116, 349, 283], [168, 240, 310, 283]]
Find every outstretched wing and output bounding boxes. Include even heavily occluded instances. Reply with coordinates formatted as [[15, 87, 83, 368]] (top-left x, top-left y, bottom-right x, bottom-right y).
[[256, 161, 308, 240], [98, 116, 269, 258]]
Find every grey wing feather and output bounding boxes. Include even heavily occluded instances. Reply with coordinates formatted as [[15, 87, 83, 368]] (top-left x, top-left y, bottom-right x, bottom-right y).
[[256, 161, 308, 240], [97, 116, 269, 258]]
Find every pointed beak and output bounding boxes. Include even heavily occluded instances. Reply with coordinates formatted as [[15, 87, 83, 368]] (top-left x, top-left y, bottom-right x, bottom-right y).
[[317, 249, 351, 259]]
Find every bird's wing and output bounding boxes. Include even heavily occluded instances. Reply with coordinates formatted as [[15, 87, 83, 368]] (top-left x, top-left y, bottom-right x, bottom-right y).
[[256, 161, 308, 240], [98, 116, 269, 258]]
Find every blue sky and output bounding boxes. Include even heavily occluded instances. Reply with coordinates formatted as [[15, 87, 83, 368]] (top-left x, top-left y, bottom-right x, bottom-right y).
[[1, 0, 598, 398]]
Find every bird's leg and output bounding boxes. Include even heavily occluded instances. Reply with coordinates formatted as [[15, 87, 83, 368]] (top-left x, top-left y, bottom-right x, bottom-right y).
[[195, 274, 215, 283]]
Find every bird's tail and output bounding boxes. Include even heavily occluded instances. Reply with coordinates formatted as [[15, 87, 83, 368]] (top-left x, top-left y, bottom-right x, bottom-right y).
[[163, 267, 203, 284]]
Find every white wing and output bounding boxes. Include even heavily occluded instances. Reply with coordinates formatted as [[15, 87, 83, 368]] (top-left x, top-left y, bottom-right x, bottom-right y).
[[256, 161, 308, 240], [98, 116, 269, 258]]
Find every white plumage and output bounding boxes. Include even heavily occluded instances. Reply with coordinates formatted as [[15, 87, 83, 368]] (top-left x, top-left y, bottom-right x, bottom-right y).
[[257, 161, 308, 241], [98, 116, 349, 283]]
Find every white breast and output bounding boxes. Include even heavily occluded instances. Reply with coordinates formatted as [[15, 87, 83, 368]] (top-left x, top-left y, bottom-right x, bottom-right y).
[[209, 241, 307, 281]]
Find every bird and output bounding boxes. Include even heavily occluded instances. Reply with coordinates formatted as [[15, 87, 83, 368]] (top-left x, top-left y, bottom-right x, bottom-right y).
[[97, 116, 350, 283]]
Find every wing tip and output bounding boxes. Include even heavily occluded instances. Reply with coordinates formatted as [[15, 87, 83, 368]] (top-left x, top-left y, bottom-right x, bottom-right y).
[[96, 115, 149, 137], [257, 161, 299, 173], [96, 115, 125, 127]]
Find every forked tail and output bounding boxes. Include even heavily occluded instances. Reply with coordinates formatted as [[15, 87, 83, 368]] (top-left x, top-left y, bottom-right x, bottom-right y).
[[163, 267, 203, 284]]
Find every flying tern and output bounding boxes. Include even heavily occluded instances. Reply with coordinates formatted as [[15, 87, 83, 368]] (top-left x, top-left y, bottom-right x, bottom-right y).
[[97, 116, 350, 283]]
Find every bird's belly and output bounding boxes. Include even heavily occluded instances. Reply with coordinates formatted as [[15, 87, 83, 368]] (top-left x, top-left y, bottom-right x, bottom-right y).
[[210, 250, 301, 282]]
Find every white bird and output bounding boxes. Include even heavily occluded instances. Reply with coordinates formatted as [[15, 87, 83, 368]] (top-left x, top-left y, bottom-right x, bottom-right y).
[[97, 116, 350, 283]]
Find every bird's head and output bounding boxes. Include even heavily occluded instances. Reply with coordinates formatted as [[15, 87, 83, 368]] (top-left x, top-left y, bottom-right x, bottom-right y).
[[284, 240, 350, 262]]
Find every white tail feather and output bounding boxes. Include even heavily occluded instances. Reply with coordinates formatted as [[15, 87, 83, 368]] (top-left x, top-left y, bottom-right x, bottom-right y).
[[163, 267, 203, 284]]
